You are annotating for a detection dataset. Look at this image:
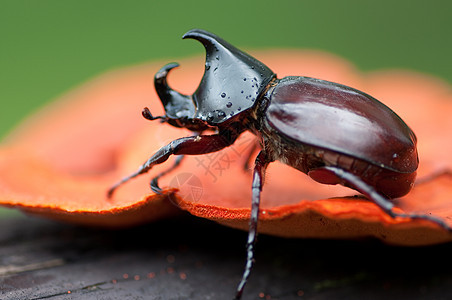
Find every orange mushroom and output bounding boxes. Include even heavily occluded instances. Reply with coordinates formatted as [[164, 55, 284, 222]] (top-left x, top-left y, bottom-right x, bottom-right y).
[[1, 50, 452, 245]]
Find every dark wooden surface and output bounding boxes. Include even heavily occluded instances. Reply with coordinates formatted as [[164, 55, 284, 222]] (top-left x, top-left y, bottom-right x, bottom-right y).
[[2, 212, 452, 300]]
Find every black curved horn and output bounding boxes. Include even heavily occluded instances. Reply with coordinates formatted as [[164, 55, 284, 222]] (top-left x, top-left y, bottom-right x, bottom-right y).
[[182, 29, 275, 124], [154, 63, 195, 121]]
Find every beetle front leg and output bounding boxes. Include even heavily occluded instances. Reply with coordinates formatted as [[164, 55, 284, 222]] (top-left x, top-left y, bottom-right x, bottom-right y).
[[150, 155, 185, 194], [107, 130, 240, 198], [235, 150, 271, 300], [150, 132, 203, 194], [320, 166, 452, 232]]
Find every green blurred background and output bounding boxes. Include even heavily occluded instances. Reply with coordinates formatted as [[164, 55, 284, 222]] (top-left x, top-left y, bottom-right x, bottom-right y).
[[1, 0, 451, 140]]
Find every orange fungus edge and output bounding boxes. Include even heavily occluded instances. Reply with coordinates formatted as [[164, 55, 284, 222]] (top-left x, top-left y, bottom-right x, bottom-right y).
[[0, 50, 451, 245]]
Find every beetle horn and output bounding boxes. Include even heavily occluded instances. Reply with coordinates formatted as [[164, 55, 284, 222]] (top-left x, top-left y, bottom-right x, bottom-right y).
[[154, 63, 195, 121], [181, 29, 275, 124], [182, 29, 273, 76]]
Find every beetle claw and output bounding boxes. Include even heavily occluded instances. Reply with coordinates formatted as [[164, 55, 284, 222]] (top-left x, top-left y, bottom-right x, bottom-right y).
[[150, 176, 163, 194], [150, 155, 186, 195]]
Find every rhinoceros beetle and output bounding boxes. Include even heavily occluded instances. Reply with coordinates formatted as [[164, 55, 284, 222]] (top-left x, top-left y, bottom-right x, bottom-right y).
[[108, 29, 451, 299]]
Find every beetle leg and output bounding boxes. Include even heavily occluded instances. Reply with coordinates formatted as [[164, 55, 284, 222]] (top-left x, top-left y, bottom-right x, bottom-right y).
[[321, 166, 451, 232], [235, 150, 271, 300], [107, 128, 241, 198], [150, 155, 185, 194], [150, 132, 203, 194]]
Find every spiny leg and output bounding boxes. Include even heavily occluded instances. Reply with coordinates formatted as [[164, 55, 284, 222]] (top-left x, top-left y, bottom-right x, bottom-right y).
[[150, 132, 202, 194], [321, 166, 452, 232], [235, 151, 271, 300], [150, 155, 185, 194], [107, 128, 241, 198]]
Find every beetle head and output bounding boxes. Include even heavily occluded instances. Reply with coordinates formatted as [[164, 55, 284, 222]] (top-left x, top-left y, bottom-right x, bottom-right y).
[[153, 29, 275, 126]]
